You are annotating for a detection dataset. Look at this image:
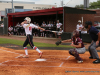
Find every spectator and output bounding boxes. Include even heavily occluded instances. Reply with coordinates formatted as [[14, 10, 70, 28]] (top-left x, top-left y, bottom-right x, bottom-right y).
[[76, 20, 84, 39], [33, 22, 37, 36], [16, 23, 21, 35], [56, 20, 62, 31], [8, 25, 13, 36], [14, 27, 17, 35], [53, 22, 56, 31], [41, 21, 46, 27], [41, 21, 46, 37], [48, 21, 53, 37], [36, 23, 40, 36], [1, 23, 4, 27], [55, 28, 63, 38]]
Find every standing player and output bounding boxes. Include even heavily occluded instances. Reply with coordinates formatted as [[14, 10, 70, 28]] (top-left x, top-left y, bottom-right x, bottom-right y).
[[21, 17, 45, 58], [85, 21, 100, 63], [76, 20, 84, 39], [56, 20, 62, 31], [56, 30, 86, 63], [8, 25, 13, 36]]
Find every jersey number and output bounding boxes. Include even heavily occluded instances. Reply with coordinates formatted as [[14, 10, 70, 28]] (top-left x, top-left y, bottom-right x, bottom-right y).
[[29, 27, 32, 31]]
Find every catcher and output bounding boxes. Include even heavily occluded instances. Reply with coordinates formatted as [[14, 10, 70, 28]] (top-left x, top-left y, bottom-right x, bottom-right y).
[[21, 17, 45, 58], [56, 30, 86, 63]]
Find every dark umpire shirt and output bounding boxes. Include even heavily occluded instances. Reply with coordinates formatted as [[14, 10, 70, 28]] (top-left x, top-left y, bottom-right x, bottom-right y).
[[89, 26, 99, 41]]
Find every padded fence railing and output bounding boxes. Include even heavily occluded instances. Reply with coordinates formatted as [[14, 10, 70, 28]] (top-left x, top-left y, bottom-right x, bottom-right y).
[[61, 32, 92, 43]]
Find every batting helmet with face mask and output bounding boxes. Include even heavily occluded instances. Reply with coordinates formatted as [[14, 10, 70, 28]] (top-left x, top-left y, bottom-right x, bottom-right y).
[[24, 17, 31, 23]]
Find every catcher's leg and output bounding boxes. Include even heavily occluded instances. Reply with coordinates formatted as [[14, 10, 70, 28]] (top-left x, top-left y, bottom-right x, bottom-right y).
[[69, 49, 83, 63]]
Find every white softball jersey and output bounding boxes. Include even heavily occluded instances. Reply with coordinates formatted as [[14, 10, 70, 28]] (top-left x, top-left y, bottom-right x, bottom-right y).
[[56, 23, 62, 28], [76, 24, 83, 31], [23, 24, 38, 36], [8, 27, 13, 31]]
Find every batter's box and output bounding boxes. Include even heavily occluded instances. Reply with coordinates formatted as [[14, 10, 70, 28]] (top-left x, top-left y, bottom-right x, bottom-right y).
[[2, 61, 62, 67]]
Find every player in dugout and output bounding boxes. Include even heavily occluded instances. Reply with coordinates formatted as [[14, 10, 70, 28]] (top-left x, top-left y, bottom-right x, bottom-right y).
[[56, 30, 86, 63]]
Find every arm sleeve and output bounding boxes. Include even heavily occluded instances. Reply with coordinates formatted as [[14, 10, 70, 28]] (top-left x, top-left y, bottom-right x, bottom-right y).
[[60, 23, 62, 25], [22, 24, 27, 28]]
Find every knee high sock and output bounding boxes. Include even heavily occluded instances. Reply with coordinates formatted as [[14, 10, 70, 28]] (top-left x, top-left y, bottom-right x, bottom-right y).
[[24, 47, 28, 55], [33, 46, 41, 53]]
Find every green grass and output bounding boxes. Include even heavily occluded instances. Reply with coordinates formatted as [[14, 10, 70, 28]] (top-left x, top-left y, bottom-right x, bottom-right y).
[[0, 38, 74, 48]]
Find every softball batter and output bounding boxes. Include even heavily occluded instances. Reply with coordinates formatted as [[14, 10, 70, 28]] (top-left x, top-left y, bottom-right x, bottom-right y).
[[21, 17, 45, 58]]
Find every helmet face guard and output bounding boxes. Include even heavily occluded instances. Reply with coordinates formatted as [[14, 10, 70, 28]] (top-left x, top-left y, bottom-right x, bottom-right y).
[[72, 30, 80, 38], [85, 21, 92, 29]]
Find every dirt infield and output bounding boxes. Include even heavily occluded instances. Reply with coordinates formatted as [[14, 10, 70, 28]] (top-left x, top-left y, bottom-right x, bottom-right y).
[[0, 47, 100, 75]]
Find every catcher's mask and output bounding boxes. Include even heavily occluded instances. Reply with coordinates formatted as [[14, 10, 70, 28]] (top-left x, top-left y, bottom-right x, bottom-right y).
[[85, 21, 92, 29], [72, 30, 80, 38], [24, 17, 31, 23]]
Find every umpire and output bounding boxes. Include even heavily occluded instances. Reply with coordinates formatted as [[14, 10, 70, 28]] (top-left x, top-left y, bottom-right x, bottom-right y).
[[85, 21, 100, 64]]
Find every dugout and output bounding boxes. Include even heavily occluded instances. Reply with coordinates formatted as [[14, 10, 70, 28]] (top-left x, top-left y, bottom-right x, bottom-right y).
[[7, 7, 96, 31], [7, 7, 96, 42]]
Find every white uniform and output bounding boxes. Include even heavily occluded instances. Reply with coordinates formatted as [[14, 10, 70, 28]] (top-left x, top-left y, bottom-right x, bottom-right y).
[[8, 27, 13, 31], [42, 23, 46, 27], [56, 23, 62, 28], [76, 24, 83, 31], [23, 24, 38, 36]]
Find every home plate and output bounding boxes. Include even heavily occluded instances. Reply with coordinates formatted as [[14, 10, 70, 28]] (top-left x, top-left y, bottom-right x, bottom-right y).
[[35, 59, 46, 61]]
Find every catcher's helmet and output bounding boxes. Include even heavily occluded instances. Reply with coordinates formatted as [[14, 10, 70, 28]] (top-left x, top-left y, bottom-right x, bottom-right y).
[[24, 17, 31, 23], [72, 30, 80, 38], [85, 21, 92, 28]]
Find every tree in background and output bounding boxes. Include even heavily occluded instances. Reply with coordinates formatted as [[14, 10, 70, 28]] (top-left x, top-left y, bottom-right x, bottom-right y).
[[89, 0, 100, 9], [75, 4, 84, 9], [75, 0, 100, 9]]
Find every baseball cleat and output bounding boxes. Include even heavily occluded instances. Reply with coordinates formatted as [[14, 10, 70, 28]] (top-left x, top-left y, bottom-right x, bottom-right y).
[[77, 60, 83, 63], [39, 52, 43, 58], [23, 55, 29, 58], [93, 59, 100, 64]]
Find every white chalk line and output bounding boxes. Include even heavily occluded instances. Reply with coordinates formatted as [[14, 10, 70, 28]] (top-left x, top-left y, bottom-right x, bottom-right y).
[[59, 56, 70, 67], [15, 54, 24, 58], [0, 60, 13, 65], [59, 62, 64, 67], [66, 56, 71, 60], [0, 49, 21, 55], [0, 49, 24, 58]]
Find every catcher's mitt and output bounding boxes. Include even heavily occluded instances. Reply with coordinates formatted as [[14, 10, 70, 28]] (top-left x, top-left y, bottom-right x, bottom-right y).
[[55, 41, 61, 46]]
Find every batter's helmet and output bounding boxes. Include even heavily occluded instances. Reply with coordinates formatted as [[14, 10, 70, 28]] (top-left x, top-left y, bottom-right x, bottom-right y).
[[85, 21, 92, 28], [24, 17, 31, 23]]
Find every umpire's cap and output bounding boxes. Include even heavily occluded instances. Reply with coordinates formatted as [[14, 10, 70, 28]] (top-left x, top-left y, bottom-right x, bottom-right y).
[[85, 21, 92, 28]]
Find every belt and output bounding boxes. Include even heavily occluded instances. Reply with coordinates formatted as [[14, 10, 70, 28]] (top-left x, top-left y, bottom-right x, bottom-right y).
[[27, 34, 31, 36]]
